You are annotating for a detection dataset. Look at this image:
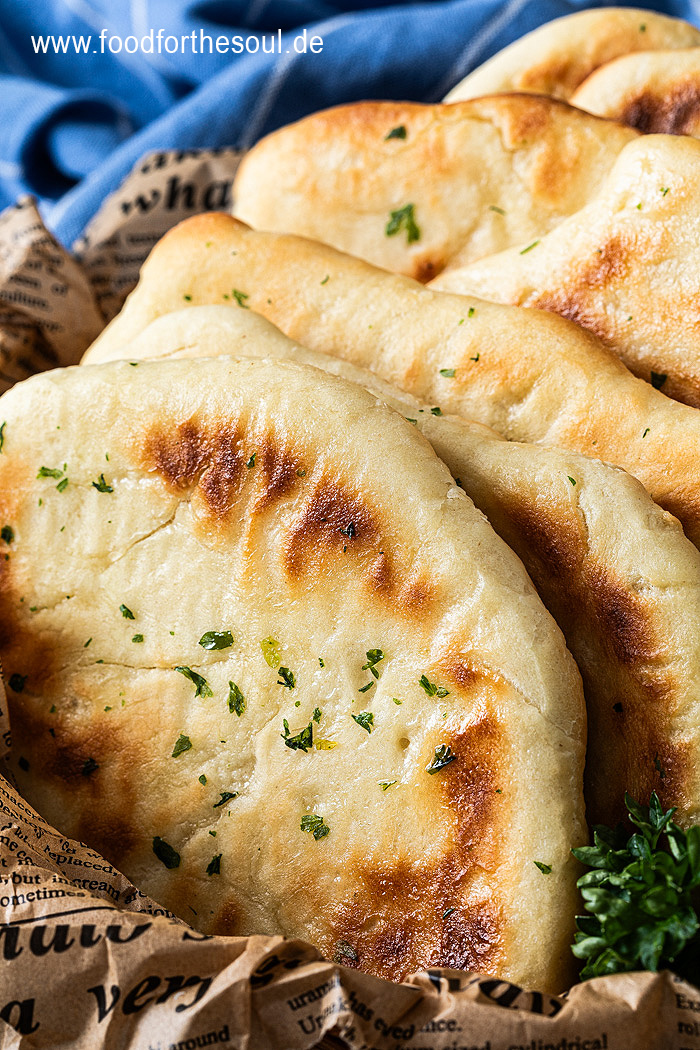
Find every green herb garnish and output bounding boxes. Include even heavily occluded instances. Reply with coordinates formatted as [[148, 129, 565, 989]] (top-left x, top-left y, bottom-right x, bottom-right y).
[[535, 861, 552, 874], [175, 666, 213, 698], [37, 466, 62, 479], [439, 368, 456, 378], [198, 774, 207, 785], [0, 422, 5, 452], [131, 633, 144, 643], [431, 406, 442, 416], [385, 203, 420, 244], [228, 681, 245, 717], [426, 744, 457, 774], [232, 289, 249, 308], [571, 792, 700, 984], [362, 649, 384, 680], [1, 526, 13, 544], [489, 205, 505, 215], [213, 791, 238, 808], [282, 720, 313, 752], [301, 814, 330, 840], [119, 604, 135, 620], [312, 707, 322, 723], [358, 681, 374, 693], [277, 666, 295, 689], [520, 240, 540, 254], [379, 780, 397, 791], [199, 630, 234, 650], [385, 124, 407, 140], [261, 636, 280, 668], [568, 476, 576, 486], [152, 836, 180, 869], [171, 733, 192, 757], [56, 477, 68, 492], [206, 854, 222, 875], [92, 474, 113, 493], [352, 711, 374, 733], [419, 675, 449, 698]]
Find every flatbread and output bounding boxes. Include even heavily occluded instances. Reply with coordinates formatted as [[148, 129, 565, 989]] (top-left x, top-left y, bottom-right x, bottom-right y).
[[232, 96, 638, 281], [97, 304, 700, 829], [0, 355, 585, 992], [571, 47, 700, 136], [85, 213, 700, 550], [444, 8, 700, 102], [431, 134, 700, 409]]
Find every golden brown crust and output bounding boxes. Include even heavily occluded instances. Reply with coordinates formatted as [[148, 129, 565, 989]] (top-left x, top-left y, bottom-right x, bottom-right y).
[[572, 48, 700, 137], [86, 214, 700, 550], [232, 96, 638, 281], [444, 8, 700, 102], [432, 135, 700, 410]]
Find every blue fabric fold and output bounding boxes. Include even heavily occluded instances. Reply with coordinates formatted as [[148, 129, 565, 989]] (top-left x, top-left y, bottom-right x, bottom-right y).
[[0, 0, 696, 247]]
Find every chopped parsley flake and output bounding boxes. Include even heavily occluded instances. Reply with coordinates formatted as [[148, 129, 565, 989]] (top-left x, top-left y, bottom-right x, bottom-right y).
[[260, 636, 280, 668], [534, 861, 552, 874], [385, 203, 420, 244], [84, 638, 92, 648], [0, 422, 5, 452], [1, 526, 13, 544], [277, 666, 296, 689], [651, 371, 667, 390], [352, 711, 374, 733], [520, 240, 540, 254], [392, 697, 403, 705], [468, 306, 475, 318], [315, 739, 338, 750], [319, 657, 325, 667], [419, 674, 449, 698], [282, 720, 313, 751], [312, 707, 322, 723], [232, 289, 249, 308], [489, 205, 505, 215], [92, 474, 113, 493], [320, 274, 330, 285], [661, 187, 670, 196], [300, 814, 330, 840], [642, 427, 650, 438], [358, 681, 375, 693], [132, 634, 144, 643], [213, 791, 238, 808], [568, 476, 576, 486], [470, 353, 480, 362], [175, 666, 213, 698], [206, 854, 222, 875], [37, 466, 62, 479], [81, 757, 99, 776], [171, 733, 192, 758], [405, 418, 417, 425], [426, 744, 457, 774], [379, 779, 397, 791], [246, 452, 256, 469], [8, 674, 26, 693], [183, 293, 192, 301], [385, 124, 407, 140], [439, 368, 456, 378], [152, 836, 180, 869], [228, 681, 246, 717], [362, 649, 385, 679], [199, 630, 234, 650], [56, 477, 69, 492], [198, 774, 207, 785], [119, 604, 135, 620], [431, 406, 442, 416]]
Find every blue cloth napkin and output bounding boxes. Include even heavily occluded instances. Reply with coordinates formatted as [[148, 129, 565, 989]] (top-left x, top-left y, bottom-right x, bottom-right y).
[[0, 0, 697, 247]]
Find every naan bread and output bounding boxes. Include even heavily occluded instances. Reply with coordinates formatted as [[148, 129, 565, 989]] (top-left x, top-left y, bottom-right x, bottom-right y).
[[445, 8, 700, 102], [431, 134, 700, 409], [97, 304, 700, 829], [86, 214, 700, 549], [0, 356, 586, 991], [232, 96, 637, 281], [571, 47, 700, 136]]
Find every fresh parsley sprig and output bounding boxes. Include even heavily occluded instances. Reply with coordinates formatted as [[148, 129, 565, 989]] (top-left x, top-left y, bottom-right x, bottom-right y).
[[572, 792, 700, 984]]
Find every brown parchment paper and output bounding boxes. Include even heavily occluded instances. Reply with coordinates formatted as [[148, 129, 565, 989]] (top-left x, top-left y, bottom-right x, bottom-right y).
[[0, 153, 698, 1049]]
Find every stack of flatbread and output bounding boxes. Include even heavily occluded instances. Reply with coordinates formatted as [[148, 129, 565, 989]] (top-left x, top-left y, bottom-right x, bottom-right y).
[[3, 4, 700, 996]]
